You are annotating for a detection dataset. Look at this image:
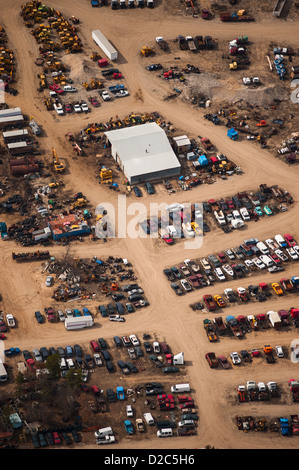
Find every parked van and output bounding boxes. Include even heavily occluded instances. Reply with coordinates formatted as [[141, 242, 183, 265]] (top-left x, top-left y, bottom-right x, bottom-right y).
[[153, 342, 160, 353], [256, 241, 269, 255], [113, 336, 122, 348], [157, 428, 173, 438], [259, 255, 273, 267], [171, 383, 190, 393], [95, 427, 113, 438], [143, 413, 155, 425]]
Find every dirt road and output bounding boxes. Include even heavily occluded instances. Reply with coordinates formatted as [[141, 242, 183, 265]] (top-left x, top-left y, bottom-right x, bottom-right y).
[[1, 0, 299, 449]]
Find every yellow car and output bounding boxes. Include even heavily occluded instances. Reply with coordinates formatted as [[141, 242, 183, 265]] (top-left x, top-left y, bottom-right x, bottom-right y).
[[271, 282, 284, 296], [213, 295, 226, 308]]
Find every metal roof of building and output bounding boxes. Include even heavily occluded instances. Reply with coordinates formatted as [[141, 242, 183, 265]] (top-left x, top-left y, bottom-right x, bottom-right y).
[[105, 122, 181, 178]]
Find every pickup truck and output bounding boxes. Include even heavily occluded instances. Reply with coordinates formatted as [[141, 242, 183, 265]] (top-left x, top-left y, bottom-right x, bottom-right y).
[[6, 314, 15, 327], [124, 420, 134, 434], [136, 418, 145, 432], [205, 352, 219, 368], [4, 347, 20, 357], [203, 294, 217, 311], [280, 278, 293, 292]]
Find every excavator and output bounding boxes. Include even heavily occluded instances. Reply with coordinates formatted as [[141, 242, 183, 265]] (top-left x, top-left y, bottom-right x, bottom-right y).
[[52, 148, 65, 173]]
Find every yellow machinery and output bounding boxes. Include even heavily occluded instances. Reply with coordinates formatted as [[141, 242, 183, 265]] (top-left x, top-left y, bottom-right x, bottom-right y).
[[100, 168, 112, 184], [52, 148, 65, 172], [141, 46, 154, 57], [229, 62, 238, 70], [71, 198, 87, 209]]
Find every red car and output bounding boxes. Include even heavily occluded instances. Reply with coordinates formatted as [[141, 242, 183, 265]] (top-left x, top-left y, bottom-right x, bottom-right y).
[[0, 333, 5, 340], [218, 253, 226, 263], [90, 340, 100, 352], [162, 235, 173, 245], [284, 234, 297, 247], [64, 104, 72, 113], [26, 358, 35, 371], [227, 200, 234, 209], [52, 432, 61, 444], [90, 97, 100, 107], [270, 253, 281, 264], [49, 84, 64, 94], [112, 72, 122, 79], [188, 276, 200, 288]]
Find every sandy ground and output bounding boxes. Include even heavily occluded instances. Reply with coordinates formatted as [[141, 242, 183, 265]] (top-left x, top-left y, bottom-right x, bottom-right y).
[[1, 0, 299, 450]]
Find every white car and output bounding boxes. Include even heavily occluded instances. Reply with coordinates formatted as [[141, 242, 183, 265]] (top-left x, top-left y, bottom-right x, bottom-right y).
[[245, 259, 254, 269], [96, 435, 115, 445], [109, 315, 125, 322], [257, 382, 266, 392], [246, 381, 256, 390], [101, 91, 111, 101], [287, 248, 298, 260], [240, 207, 250, 221], [129, 334, 140, 347], [214, 267, 226, 281], [58, 310, 65, 322], [65, 309, 73, 318], [45, 275, 53, 287], [275, 346, 284, 358], [74, 104, 82, 113], [252, 257, 266, 270], [274, 249, 288, 262], [180, 279, 192, 291], [66, 358, 75, 369], [126, 405, 134, 417], [293, 245, 299, 257], [243, 77, 251, 85], [81, 102, 89, 112], [230, 352, 241, 365]]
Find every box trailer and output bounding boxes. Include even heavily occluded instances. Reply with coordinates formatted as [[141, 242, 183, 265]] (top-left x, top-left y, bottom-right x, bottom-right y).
[[0, 115, 24, 128], [7, 141, 35, 155], [92, 29, 118, 61], [64, 315, 94, 330], [267, 310, 282, 328], [0, 107, 22, 118], [0, 359, 8, 382], [3, 129, 29, 143]]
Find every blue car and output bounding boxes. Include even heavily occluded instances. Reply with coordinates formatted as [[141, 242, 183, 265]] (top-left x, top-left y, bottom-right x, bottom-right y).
[[254, 206, 263, 216], [133, 186, 142, 197], [35, 311, 43, 324]]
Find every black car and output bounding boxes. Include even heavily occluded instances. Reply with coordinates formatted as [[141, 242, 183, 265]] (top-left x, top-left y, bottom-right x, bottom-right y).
[[37, 432, 47, 447], [111, 293, 124, 301], [71, 429, 80, 443], [98, 338, 108, 349], [145, 181, 155, 194], [101, 350, 111, 362], [202, 201, 211, 213], [23, 350, 31, 361], [126, 361, 138, 373], [46, 431, 54, 446], [102, 68, 120, 76], [113, 336, 122, 348], [144, 341, 152, 353], [105, 360, 114, 373], [107, 303, 116, 315], [145, 386, 163, 396], [31, 433, 40, 448], [171, 282, 183, 295], [106, 388, 116, 402], [135, 346, 143, 358], [49, 347, 58, 356], [74, 344, 82, 357], [40, 347, 49, 361], [35, 311, 43, 324], [57, 347, 65, 358], [61, 432, 72, 445], [133, 186, 142, 197], [99, 305, 109, 317]]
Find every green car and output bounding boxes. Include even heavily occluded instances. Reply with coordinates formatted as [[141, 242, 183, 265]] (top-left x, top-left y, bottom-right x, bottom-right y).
[[145, 182, 155, 195], [263, 206, 272, 216]]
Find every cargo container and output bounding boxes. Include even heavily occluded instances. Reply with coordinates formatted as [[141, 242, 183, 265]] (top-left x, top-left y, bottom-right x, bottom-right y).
[[3, 129, 29, 143], [64, 315, 94, 330], [92, 29, 118, 61], [7, 141, 35, 155]]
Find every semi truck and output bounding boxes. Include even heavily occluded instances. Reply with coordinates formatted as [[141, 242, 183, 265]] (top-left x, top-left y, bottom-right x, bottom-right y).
[[64, 315, 94, 330], [92, 29, 118, 61]]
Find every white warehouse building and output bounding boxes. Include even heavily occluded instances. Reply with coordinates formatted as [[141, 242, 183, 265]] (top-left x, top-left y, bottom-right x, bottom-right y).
[[104, 122, 181, 184]]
